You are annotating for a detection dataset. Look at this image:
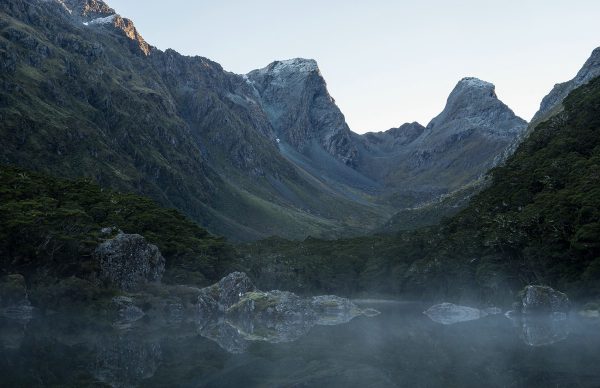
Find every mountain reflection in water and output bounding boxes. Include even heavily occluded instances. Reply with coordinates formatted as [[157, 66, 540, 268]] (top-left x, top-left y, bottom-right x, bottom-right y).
[[1, 301, 600, 387]]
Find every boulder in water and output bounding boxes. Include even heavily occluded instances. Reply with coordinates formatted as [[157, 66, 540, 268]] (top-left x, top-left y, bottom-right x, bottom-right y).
[[94, 233, 165, 292], [521, 285, 570, 314], [196, 272, 256, 320]]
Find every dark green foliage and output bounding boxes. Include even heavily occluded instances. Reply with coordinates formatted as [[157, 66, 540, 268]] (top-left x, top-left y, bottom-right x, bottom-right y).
[[0, 165, 234, 295]]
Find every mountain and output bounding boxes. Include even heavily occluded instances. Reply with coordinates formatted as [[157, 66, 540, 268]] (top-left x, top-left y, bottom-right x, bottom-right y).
[[241, 73, 600, 303], [359, 77, 527, 193], [531, 47, 600, 126], [0, 0, 389, 241], [246, 58, 358, 167], [0, 0, 528, 240], [246, 59, 528, 212]]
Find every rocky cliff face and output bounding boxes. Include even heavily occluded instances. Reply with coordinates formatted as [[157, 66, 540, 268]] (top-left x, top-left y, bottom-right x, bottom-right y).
[[357, 77, 527, 201], [57, 0, 151, 54], [0, 0, 531, 240], [427, 77, 525, 138], [531, 47, 600, 125], [247, 58, 358, 167]]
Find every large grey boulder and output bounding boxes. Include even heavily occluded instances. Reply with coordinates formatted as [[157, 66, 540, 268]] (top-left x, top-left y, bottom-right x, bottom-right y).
[[195, 273, 377, 352], [520, 285, 570, 314], [196, 272, 256, 320], [94, 233, 165, 292]]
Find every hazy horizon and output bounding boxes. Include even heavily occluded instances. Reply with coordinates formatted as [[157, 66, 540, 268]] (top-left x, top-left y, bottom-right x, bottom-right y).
[[108, 0, 600, 133]]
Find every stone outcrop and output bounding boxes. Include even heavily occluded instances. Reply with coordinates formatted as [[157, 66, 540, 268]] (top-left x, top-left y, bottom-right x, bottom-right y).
[[194, 272, 377, 352], [520, 285, 570, 314], [196, 271, 256, 320], [94, 233, 165, 292]]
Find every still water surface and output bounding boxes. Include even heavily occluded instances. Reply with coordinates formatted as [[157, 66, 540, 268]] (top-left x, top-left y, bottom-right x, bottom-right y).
[[1, 300, 599, 387]]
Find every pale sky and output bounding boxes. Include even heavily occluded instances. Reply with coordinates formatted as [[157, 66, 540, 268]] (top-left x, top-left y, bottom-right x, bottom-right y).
[[109, 0, 600, 133]]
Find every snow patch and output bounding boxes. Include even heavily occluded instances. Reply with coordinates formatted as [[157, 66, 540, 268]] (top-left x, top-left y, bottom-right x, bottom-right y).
[[51, 0, 73, 15], [458, 77, 494, 89], [83, 15, 116, 26], [256, 58, 319, 76]]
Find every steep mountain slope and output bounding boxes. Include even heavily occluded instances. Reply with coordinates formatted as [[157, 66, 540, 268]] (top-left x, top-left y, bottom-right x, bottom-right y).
[[531, 47, 600, 127], [241, 74, 600, 303], [0, 0, 530, 241], [246, 58, 358, 167], [0, 0, 389, 241], [359, 78, 527, 195], [246, 61, 528, 213]]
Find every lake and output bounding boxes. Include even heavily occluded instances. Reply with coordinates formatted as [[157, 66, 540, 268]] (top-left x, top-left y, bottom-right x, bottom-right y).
[[1, 300, 599, 387]]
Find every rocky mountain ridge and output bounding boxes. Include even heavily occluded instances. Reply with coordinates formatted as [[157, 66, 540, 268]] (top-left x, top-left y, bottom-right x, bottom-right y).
[[0, 0, 540, 239], [531, 47, 600, 126]]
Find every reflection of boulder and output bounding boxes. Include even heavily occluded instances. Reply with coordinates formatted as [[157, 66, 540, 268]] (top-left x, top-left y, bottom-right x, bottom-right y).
[[520, 314, 569, 346], [0, 274, 29, 308], [0, 318, 28, 350], [194, 273, 377, 353], [506, 313, 569, 347], [93, 333, 162, 388], [521, 285, 570, 314], [110, 296, 145, 329], [0, 274, 34, 349], [197, 319, 250, 354], [424, 303, 492, 325], [501, 285, 572, 346]]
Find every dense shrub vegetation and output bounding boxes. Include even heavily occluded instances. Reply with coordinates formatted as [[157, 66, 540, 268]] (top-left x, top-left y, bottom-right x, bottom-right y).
[[0, 165, 234, 306]]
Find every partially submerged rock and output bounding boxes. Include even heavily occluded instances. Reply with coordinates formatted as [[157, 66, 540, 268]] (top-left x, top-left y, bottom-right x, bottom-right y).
[[424, 303, 489, 325], [227, 290, 315, 323], [501, 285, 572, 346], [196, 272, 256, 320], [194, 273, 378, 352], [94, 233, 165, 292], [521, 285, 570, 314]]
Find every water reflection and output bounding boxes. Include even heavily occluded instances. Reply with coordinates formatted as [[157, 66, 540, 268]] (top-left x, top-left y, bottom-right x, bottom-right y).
[[197, 296, 375, 353], [424, 303, 572, 347], [508, 312, 570, 347], [93, 333, 162, 387], [1, 301, 600, 387]]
